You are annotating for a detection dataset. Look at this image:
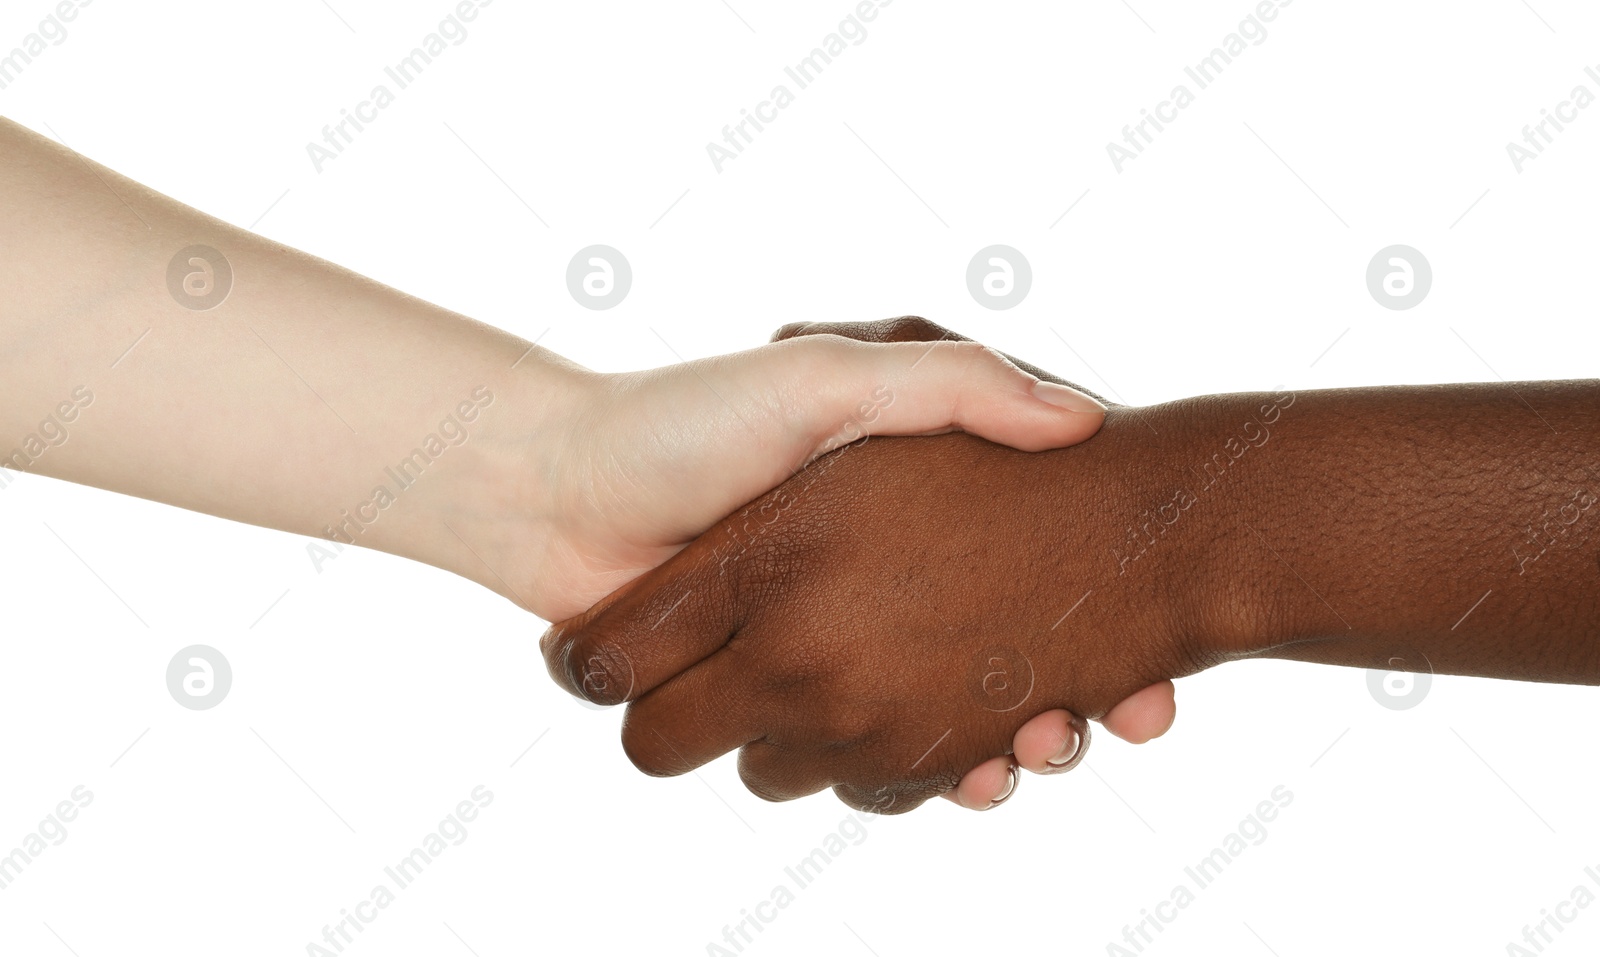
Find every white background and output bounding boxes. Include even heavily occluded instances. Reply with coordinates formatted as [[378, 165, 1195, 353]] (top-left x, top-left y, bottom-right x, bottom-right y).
[[2, 1, 1598, 954]]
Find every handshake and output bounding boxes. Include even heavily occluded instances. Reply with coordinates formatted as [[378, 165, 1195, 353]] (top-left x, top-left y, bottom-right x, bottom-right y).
[[535, 316, 1208, 814], [469, 313, 1590, 819]]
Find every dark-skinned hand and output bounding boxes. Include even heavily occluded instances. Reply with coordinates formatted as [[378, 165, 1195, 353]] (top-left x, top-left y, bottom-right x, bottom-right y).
[[543, 318, 1185, 812]]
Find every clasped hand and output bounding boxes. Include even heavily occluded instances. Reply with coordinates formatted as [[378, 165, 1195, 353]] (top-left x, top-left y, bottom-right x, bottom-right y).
[[541, 319, 1179, 813]]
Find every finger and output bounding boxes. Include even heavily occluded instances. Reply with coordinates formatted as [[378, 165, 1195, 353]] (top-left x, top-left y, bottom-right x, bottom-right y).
[[618, 643, 770, 777], [771, 315, 1109, 401], [1012, 710, 1091, 776], [736, 740, 833, 803], [540, 548, 735, 707], [1100, 681, 1177, 744], [758, 333, 1105, 458], [940, 756, 1021, 810], [771, 317, 956, 346], [741, 738, 948, 812]]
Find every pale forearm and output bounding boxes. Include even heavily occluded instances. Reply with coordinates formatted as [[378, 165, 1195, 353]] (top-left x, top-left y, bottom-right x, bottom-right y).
[[1, 136, 1113, 625], [0, 116, 578, 596]]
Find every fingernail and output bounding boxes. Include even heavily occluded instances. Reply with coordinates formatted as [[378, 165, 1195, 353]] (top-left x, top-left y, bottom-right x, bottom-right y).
[[1032, 379, 1106, 414], [1046, 728, 1082, 768], [984, 764, 1019, 810]]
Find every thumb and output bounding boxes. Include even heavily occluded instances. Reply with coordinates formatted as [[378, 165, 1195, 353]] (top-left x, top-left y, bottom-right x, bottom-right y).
[[761, 333, 1106, 459]]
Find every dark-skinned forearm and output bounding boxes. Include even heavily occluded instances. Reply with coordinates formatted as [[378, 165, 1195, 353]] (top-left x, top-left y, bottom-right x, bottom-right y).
[[1137, 382, 1600, 683]]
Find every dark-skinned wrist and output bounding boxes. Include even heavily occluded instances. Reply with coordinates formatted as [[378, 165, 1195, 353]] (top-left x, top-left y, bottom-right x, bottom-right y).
[[1199, 382, 1598, 683], [1015, 399, 1262, 716]]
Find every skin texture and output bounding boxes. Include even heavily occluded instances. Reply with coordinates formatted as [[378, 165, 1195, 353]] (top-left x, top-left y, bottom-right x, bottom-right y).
[[544, 356, 1600, 813], [770, 319, 1179, 807], [1215, 380, 1600, 680], [544, 413, 1210, 813]]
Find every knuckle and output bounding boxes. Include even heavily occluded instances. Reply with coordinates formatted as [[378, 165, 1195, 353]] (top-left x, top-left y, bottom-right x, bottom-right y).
[[814, 706, 875, 749], [540, 623, 575, 683], [948, 339, 1003, 370], [779, 666, 872, 744], [885, 315, 942, 342], [737, 751, 795, 804], [537, 621, 568, 659], [619, 716, 683, 778], [788, 333, 851, 373], [770, 321, 815, 342]]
